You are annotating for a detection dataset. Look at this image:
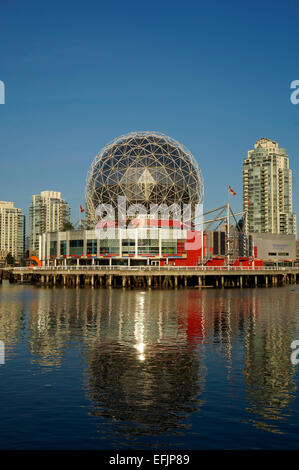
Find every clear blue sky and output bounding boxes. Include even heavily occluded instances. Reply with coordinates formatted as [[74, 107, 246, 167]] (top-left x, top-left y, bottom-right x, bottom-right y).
[[0, 0, 299, 231]]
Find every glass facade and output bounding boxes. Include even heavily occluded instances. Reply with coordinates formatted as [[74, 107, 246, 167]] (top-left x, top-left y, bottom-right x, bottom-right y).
[[122, 240, 135, 255], [60, 240, 66, 256], [99, 239, 119, 254], [87, 239, 97, 255], [69, 240, 84, 256], [50, 241, 57, 256]]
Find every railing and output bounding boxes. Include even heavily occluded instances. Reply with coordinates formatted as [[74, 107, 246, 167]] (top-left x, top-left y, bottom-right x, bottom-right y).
[[11, 265, 299, 272]]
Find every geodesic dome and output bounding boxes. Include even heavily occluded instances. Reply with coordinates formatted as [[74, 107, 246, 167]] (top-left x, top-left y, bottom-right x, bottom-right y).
[[85, 131, 204, 227]]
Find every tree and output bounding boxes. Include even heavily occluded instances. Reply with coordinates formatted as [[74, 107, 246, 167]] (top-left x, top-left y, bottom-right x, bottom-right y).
[[62, 221, 74, 231], [236, 218, 244, 231], [6, 253, 15, 266]]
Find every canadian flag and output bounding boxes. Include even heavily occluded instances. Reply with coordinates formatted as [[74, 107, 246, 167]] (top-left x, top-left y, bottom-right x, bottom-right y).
[[228, 185, 236, 196], [80, 205, 85, 213]]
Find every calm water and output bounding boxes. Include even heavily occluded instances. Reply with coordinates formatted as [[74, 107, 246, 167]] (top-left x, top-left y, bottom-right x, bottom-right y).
[[0, 280, 299, 449]]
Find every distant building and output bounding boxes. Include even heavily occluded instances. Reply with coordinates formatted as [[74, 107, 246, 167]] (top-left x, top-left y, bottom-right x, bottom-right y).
[[29, 190, 70, 254], [243, 138, 296, 236], [0, 201, 25, 261], [251, 233, 296, 262], [203, 227, 252, 260]]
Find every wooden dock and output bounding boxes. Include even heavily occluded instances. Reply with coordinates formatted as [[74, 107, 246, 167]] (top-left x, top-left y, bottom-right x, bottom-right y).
[[4, 266, 299, 289]]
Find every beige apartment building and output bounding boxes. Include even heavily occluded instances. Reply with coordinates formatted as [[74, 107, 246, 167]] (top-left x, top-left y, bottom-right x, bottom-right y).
[[0, 201, 25, 261], [29, 190, 70, 254], [243, 138, 296, 236]]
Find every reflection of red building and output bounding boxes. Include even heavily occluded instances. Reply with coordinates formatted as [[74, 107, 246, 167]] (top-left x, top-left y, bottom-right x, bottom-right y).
[[176, 291, 205, 345], [178, 290, 261, 347]]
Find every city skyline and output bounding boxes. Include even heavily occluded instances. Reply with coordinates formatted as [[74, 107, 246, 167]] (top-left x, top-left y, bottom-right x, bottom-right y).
[[0, 1, 299, 233], [1, 2, 299, 455], [0, 133, 297, 234]]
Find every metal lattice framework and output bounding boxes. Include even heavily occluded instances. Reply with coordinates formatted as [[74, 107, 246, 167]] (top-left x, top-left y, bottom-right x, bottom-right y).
[[86, 131, 204, 227]]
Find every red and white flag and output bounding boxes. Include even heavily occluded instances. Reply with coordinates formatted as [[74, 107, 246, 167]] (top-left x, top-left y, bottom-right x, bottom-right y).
[[80, 205, 85, 213], [228, 185, 236, 196]]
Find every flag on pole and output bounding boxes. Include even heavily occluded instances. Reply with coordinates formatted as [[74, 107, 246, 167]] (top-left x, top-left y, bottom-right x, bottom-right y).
[[228, 185, 236, 196], [80, 205, 85, 213]]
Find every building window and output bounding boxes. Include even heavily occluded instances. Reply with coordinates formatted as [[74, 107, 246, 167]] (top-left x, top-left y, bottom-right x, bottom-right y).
[[50, 241, 57, 256], [60, 240, 66, 255], [87, 239, 97, 255], [100, 239, 119, 254], [162, 240, 177, 255], [69, 239, 84, 255]]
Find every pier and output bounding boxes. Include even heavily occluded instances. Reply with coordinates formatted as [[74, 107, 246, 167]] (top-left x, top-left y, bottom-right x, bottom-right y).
[[5, 266, 299, 289]]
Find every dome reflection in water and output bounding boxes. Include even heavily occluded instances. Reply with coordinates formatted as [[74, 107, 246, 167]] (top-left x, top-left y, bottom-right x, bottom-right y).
[[0, 283, 298, 449]]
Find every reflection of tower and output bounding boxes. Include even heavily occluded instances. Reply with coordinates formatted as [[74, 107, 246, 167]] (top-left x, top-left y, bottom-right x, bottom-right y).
[[85, 289, 206, 436], [28, 289, 72, 368], [0, 284, 26, 348], [243, 289, 297, 431]]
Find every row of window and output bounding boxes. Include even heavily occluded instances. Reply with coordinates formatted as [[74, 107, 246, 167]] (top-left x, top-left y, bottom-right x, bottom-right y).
[[50, 239, 181, 256]]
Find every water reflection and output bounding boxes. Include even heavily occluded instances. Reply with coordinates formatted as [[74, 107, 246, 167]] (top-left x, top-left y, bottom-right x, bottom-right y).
[[85, 289, 206, 436], [243, 289, 298, 433], [0, 284, 27, 348], [0, 282, 298, 446]]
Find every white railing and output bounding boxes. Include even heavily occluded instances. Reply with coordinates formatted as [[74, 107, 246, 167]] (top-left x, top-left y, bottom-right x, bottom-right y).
[[12, 265, 299, 272]]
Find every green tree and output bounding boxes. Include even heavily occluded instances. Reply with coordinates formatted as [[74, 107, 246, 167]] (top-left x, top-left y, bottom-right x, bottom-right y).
[[62, 221, 74, 231], [236, 218, 244, 231], [6, 253, 15, 266]]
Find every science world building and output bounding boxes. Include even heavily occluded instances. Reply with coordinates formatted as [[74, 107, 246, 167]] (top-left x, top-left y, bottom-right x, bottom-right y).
[[40, 132, 206, 266], [86, 131, 204, 226]]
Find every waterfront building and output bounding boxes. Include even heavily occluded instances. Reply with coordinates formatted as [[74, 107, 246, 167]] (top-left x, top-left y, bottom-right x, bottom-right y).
[[40, 226, 198, 266], [40, 132, 205, 266], [30, 190, 70, 255], [250, 233, 296, 264], [40, 226, 251, 267], [0, 201, 25, 261], [243, 138, 296, 236], [38, 132, 252, 267]]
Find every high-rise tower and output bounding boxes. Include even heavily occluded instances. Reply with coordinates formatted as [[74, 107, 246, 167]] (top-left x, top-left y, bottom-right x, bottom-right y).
[[0, 201, 25, 261], [243, 138, 296, 236], [29, 190, 70, 254]]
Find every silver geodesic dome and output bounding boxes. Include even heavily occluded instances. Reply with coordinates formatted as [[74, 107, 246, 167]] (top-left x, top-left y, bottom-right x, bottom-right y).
[[85, 131, 204, 227]]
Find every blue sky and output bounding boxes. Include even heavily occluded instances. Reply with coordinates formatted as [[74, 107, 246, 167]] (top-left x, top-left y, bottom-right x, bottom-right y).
[[0, 0, 299, 230]]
